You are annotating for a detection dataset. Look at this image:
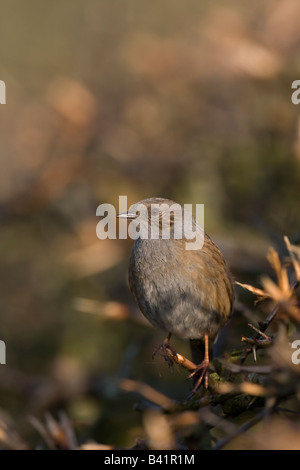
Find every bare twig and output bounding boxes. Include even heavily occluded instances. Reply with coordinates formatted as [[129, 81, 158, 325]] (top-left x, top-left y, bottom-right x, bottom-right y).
[[119, 378, 176, 411], [220, 361, 272, 374], [213, 409, 266, 450], [247, 323, 271, 340], [235, 281, 269, 301], [240, 279, 299, 363], [241, 333, 272, 347], [29, 412, 77, 450], [165, 348, 197, 373], [217, 381, 267, 397]]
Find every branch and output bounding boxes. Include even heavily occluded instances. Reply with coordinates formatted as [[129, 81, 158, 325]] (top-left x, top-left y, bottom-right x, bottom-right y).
[[165, 348, 197, 373], [239, 279, 299, 363]]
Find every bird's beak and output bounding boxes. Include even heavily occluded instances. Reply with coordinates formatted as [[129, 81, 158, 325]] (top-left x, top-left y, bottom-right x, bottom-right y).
[[116, 211, 137, 220]]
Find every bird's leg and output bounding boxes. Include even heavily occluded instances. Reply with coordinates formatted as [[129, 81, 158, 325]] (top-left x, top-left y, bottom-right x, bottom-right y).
[[188, 334, 210, 394], [152, 332, 177, 367]]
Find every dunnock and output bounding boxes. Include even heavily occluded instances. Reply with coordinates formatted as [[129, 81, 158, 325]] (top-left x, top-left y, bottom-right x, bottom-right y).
[[118, 198, 234, 393]]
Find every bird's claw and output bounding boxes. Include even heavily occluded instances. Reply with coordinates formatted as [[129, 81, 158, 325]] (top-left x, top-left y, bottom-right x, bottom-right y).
[[152, 340, 178, 368]]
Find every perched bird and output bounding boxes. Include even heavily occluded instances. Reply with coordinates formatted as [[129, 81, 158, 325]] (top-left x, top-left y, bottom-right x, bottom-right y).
[[117, 197, 234, 394]]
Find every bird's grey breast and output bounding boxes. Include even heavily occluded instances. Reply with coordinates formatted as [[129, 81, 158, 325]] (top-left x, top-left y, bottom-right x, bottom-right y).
[[129, 238, 182, 328]]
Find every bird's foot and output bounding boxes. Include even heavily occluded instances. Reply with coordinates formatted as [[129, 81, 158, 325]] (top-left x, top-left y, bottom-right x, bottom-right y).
[[152, 336, 177, 368], [188, 358, 209, 395]]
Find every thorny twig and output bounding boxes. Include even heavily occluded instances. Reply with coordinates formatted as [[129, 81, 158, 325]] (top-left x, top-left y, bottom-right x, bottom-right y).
[[238, 236, 300, 363], [212, 409, 266, 450], [239, 279, 299, 363], [165, 348, 197, 373]]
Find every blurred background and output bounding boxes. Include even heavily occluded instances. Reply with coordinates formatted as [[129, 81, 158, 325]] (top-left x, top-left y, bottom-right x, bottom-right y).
[[0, 0, 300, 449]]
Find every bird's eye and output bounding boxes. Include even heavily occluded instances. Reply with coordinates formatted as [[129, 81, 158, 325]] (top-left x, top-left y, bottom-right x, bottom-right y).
[[151, 207, 159, 217]]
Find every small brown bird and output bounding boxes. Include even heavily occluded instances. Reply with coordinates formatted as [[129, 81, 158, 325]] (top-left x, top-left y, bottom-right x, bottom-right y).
[[118, 198, 234, 394]]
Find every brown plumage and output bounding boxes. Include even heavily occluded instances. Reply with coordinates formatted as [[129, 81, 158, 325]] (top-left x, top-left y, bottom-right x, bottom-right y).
[[118, 197, 234, 393]]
